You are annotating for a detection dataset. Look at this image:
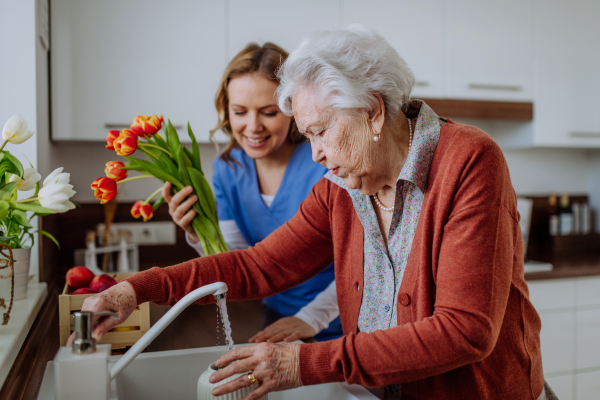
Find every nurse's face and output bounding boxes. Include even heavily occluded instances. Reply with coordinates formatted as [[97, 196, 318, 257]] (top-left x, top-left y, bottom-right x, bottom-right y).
[[228, 75, 293, 160]]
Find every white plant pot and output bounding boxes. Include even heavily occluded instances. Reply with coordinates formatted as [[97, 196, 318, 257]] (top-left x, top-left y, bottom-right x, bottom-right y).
[[197, 363, 268, 400], [0, 247, 31, 301]]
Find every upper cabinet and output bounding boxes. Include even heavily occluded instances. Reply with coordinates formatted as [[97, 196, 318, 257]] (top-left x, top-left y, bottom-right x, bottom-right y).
[[51, 0, 227, 142], [345, 0, 444, 99], [533, 0, 600, 147], [229, 0, 340, 59], [445, 0, 534, 102], [50, 0, 600, 147]]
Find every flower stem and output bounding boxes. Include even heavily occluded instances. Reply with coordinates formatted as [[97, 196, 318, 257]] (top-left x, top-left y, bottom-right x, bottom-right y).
[[116, 175, 155, 185], [16, 197, 38, 203], [0, 140, 8, 152], [144, 187, 163, 204], [139, 143, 172, 157]]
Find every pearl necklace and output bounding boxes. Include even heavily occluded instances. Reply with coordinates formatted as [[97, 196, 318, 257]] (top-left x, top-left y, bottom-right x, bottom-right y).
[[371, 118, 414, 213], [373, 192, 394, 212]]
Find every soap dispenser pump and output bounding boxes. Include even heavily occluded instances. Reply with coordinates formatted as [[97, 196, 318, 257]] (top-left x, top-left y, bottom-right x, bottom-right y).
[[54, 311, 117, 400]]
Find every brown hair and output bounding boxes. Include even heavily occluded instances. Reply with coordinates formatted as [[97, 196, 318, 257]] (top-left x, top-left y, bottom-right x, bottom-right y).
[[210, 42, 305, 165]]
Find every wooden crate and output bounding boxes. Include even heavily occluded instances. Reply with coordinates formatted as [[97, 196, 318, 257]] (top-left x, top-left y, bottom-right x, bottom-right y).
[[59, 273, 150, 349]]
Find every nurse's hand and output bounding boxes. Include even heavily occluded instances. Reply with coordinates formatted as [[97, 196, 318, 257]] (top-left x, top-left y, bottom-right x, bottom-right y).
[[210, 342, 302, 399], [66, 281, 137, 345], [248, 317, 316, 343], [163, 182, 199, 243]]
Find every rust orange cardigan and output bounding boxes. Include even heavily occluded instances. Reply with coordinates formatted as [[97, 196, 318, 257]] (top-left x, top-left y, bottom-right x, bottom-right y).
[[127, 121, 544, 400]]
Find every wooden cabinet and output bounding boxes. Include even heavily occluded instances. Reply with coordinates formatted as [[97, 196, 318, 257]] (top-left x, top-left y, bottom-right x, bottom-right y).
[[528, 276, 600, 399], [345, 0, 444, 99], [51, 0, 227, 142], [445, 0, 534, 101]]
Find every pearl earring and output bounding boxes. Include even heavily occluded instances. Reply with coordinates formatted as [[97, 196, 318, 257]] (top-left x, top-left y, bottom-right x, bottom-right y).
[[373, 134, 380, 142]]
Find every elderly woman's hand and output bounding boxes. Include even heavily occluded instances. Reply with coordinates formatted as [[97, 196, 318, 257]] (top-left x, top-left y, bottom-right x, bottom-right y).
[[209, 342, 302, 399], [248, 317, 316, 343], [66, 281, 137, 345], [162, 182, 199, 243]]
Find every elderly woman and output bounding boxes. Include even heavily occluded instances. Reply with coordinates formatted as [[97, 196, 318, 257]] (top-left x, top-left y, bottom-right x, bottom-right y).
[[76, 25, 550, 400]]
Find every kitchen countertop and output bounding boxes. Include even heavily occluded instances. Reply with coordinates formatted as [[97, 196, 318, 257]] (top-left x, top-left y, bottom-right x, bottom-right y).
[[524, 254, 600, 281]]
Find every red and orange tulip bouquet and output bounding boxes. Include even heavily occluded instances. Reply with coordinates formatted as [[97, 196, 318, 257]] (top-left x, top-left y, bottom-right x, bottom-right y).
[[91, 115, 228, 255]]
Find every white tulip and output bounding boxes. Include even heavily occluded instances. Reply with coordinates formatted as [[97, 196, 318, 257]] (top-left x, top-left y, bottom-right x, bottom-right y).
[[43, 167, 71, 186], [9, 168, 42, 191], [38, 182, 76, 212], [2, 114, 35, 145]]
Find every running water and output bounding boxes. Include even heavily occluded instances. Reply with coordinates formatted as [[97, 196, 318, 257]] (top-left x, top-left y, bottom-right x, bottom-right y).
[[217, 297, 234, 351]]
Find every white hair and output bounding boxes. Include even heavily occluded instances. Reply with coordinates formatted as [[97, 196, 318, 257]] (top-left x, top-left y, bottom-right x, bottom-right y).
[[276, 24, 415, 123]]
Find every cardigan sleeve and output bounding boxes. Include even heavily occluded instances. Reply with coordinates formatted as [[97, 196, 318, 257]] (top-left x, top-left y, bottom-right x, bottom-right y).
[[298, 133, 520, 387], [125, 178, 335, 306]]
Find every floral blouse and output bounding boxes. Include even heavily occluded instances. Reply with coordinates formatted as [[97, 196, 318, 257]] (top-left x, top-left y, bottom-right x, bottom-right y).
[[325, 100, 441, 334]]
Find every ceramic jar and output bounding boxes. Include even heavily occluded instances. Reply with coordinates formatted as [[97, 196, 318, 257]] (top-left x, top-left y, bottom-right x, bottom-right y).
[[0, 247, 31, 301], [197, 363, 268, 400]]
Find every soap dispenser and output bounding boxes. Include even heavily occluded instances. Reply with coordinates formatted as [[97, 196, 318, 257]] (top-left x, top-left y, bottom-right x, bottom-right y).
[[54, 310, 117, 400]]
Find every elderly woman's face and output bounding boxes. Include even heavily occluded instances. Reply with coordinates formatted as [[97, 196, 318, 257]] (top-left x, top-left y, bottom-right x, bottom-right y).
[[293, 89, 385, 195]]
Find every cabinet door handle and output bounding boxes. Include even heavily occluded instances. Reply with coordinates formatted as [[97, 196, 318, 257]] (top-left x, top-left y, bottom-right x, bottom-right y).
[[104, 123, 183, 130], [415, 81, 429, 87], [468, 83, 523, 91], [570, 131, 600, 138]]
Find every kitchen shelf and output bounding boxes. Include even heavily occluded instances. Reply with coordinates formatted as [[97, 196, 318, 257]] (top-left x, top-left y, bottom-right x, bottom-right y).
[[421, 98, 533, 120]]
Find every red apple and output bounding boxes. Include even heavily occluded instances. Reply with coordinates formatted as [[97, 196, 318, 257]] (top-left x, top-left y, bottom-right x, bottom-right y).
[[66, 266, 95, 290], [89, 274, 117, 292], [72, 287, 97, 295], [98, 281, 118, 293]]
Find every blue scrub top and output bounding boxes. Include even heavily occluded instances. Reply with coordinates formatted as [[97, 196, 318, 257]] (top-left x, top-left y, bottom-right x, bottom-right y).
[[212, 142, 342, 341]]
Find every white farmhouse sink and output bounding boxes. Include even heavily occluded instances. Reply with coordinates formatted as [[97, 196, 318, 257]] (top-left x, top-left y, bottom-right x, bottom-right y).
[[38, 345, 378, 400]]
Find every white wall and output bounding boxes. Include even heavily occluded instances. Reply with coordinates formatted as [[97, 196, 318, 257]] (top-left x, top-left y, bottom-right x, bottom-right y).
[[0, 0, 39, 275]]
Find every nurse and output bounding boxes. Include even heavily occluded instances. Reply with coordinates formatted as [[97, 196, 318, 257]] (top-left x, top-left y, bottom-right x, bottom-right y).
[[162, 43, 342, 342]]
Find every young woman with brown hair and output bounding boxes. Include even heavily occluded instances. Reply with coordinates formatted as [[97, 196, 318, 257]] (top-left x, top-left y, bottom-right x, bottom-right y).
[[162, 43, 342, 342]]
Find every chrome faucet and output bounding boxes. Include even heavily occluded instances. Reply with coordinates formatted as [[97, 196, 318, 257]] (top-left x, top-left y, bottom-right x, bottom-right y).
[[110, 281, 228, 380]]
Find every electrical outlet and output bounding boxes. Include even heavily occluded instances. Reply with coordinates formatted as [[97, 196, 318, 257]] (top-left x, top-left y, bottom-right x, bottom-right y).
[[97, 222, 177, 246]]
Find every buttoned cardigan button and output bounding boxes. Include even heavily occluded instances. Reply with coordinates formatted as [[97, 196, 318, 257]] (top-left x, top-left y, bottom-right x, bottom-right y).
[[399, 293, 411, 307]]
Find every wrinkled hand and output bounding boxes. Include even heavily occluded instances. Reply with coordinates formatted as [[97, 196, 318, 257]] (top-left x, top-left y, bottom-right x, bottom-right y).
[[210, 342, 302, 400], [66, 281, 137, 345], [249, 317, 316, 343], [162, 182, 198, 243]]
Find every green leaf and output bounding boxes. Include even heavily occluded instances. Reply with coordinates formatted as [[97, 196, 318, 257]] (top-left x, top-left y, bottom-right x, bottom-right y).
[[0, 151, 24, 178], [11, 210, 32, 228], [152, 133, 169, 149], [1, 181, 18, 193], [0, 189, 12, 201], [0, 201, 9, 221], [165, 120, 182, 163], [0, 235, 16, 242], [9, 201, 55, 215], [177, 151, 193, 187], [138, 143, 179, 178], [190, 213, 218, 240], [188, 167, 218, 224], [36, 229, 60, 249], [187, 122, 202, 173], [124, 157, 184, 189]]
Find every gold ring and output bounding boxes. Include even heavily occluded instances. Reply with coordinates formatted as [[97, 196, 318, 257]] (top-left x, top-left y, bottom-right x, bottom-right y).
[[247, 373, 259, 386]]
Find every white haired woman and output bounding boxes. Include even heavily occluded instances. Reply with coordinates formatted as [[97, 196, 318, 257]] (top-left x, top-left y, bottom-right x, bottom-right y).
[[72, 25, 555, 400]]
